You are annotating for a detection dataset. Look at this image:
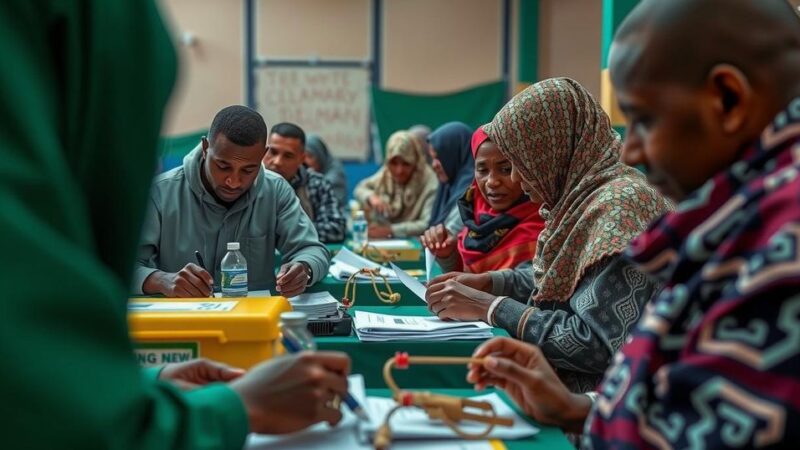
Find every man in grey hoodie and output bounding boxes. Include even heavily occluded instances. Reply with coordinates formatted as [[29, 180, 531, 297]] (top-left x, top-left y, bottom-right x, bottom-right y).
[[134, 105, 329, 298]]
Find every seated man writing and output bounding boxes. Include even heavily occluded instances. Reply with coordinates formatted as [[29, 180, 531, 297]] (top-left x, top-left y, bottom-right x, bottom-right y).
[[263, 122, 347, 243], [134, 106, 329, 298]]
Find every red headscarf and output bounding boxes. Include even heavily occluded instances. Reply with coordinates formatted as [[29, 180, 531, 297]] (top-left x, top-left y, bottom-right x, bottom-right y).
[[455, 127, 545, 273]]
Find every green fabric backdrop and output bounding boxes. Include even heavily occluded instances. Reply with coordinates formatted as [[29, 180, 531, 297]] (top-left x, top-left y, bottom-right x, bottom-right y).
[[371, 81, 507, 155], [158, 129, 206, 171]]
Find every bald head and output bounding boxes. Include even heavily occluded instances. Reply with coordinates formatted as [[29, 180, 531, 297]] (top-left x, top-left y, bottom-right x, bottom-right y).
[[609, 0, 800, 201], [612, 0, 800, 99]]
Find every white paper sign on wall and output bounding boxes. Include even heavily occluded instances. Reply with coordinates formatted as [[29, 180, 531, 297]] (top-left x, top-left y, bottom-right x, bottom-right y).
[[258, 66, 370, 161]]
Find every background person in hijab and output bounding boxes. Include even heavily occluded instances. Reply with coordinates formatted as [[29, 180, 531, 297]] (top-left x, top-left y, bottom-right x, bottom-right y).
[[427, 122, 475, 229], [427, 78, 672, 393], [420, 127, 545, 274], [354, 130, 439, 238], [304, 134, 347, 208]]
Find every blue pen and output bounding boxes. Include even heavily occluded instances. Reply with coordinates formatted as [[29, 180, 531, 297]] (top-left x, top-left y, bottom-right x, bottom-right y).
[[281, 335, 370, 421]]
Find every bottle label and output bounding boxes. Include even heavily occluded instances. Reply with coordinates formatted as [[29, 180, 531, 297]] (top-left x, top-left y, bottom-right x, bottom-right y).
[[221, 269, 248, 295]]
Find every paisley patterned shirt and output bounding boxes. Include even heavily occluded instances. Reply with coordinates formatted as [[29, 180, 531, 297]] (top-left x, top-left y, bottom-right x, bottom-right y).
[[585, 98, 800, 449]]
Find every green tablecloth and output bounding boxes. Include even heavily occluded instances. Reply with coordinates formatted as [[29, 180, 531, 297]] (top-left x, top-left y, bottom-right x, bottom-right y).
[[315, 306, 509, 389], [367, 388, 574, 450]]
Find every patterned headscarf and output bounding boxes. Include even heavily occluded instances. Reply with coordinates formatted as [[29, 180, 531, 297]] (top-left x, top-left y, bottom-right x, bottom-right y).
[[484, 78, 672, 302], [375, 130, 438, 221]]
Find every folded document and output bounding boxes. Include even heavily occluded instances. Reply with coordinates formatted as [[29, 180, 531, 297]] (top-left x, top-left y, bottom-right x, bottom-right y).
[[329, 247, 397, 281]]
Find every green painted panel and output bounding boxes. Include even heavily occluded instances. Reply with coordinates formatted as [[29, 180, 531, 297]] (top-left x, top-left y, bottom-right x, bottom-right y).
[[518, 0, 540, 83], [602, 0, 641, 68]]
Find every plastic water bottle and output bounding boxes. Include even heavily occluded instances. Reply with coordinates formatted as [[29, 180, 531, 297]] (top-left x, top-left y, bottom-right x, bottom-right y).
[[352, 209, 368, 251], [221, 242, 248, 297], [280, 311, 316, 351]]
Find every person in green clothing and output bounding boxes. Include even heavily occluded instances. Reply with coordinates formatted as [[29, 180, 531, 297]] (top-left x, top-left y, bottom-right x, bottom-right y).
[[0, 2, 350, 449]]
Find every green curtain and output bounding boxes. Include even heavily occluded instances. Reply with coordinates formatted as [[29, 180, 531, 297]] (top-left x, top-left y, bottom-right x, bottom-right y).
[[371, 80, 507, 155], [158, 129, 206, 171]]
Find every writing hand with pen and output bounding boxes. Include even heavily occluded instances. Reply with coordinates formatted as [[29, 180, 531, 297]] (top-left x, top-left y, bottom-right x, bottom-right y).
[[140, 250, 214, 298]]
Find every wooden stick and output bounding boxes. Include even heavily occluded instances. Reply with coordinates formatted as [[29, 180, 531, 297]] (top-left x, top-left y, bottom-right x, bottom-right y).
[[407, 356, 485, 365]]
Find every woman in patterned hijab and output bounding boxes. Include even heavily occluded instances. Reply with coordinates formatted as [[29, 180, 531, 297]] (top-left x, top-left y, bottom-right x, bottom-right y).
[[485, 77, 672, 304], [428, 78, 671, 393]]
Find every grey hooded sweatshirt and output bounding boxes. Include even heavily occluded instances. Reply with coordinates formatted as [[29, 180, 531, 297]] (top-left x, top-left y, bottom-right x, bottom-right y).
[[133, 146, 329, 294]]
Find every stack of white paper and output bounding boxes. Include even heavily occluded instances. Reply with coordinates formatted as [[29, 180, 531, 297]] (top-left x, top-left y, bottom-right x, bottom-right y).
[[288, 291, 341, 320], [329, 247, 398, 281], [359, 393, 539, 441], [353, 310, 493, 342]]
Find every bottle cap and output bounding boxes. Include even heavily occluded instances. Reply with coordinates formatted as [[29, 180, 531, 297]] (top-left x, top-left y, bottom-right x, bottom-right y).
[[227, 242, 240, 251], [280, 311, 308, 326]]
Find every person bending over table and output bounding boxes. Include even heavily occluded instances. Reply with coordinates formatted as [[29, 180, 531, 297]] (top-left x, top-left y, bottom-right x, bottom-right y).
[[469, 0, 800, 447]]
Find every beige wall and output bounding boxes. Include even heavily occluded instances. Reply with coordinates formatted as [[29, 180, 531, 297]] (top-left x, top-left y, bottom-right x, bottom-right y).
[[258, 0, 370, 59], [382, 0, 503, 93], [158, 0, 602, 135], [537, 0, 602, 98], [159, 0, 244, 135]]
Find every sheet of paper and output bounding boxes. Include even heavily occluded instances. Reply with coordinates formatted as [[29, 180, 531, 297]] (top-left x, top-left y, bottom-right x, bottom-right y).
[[361, 393, 538, 441], [425, 248, 435, 282], [213, 289, 271, 298], [368, 239, 415, 249], [390, 262, 427, 303], [329, 247, 397, 280], [128, 301, 238, 312], [392, 442, 495, 450]]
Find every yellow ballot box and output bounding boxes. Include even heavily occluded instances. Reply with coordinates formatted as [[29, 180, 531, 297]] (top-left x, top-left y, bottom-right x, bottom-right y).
[[127, 296, 291, 369]]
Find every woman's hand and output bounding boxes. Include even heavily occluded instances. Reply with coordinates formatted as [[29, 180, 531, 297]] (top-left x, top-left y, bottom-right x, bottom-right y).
[[419, 224, 457, 259], [426, 278, 497, 321], [368, 194, 390, 216]]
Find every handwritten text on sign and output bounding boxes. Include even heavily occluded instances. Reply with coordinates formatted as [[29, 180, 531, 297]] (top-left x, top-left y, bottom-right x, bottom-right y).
[[258, 67, 370, 160]]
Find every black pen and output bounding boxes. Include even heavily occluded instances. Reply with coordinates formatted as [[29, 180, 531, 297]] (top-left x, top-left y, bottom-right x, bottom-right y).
[[194, 250, 215, 297]]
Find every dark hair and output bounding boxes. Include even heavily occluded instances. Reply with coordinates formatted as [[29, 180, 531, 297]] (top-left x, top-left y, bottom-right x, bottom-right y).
[[270, 122, 306, 146], [208, 105, 268, 146]]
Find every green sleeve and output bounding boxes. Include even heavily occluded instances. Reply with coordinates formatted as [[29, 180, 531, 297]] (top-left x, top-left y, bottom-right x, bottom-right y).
[[0, 1, 249, 449]]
